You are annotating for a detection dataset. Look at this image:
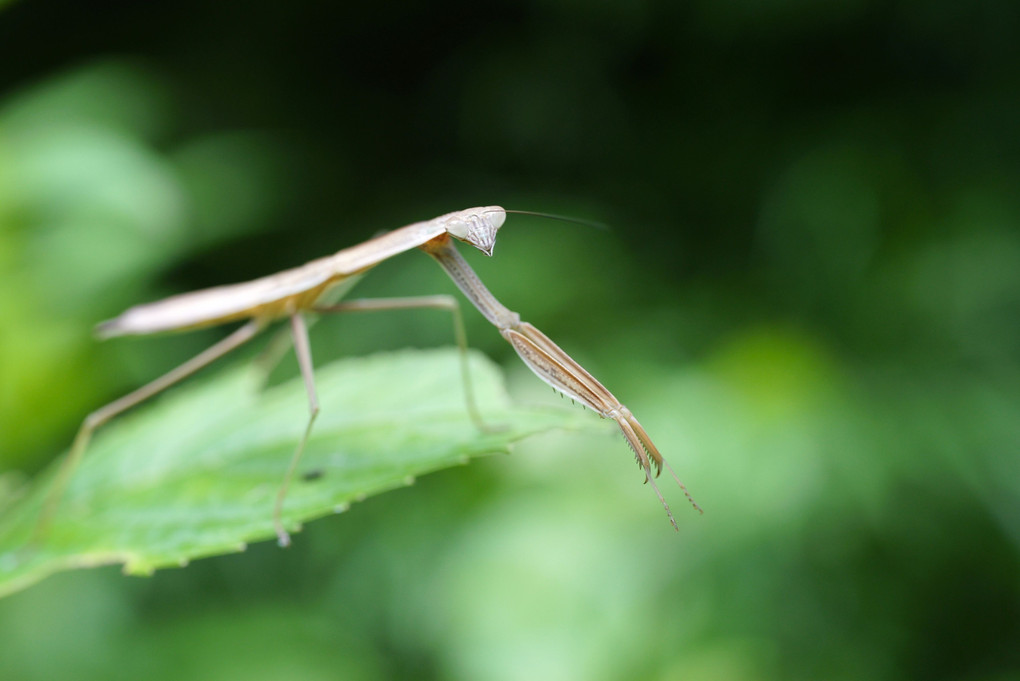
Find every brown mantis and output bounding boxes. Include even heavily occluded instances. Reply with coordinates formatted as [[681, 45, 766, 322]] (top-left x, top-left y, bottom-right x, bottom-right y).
[[41, 206, 700, 546]]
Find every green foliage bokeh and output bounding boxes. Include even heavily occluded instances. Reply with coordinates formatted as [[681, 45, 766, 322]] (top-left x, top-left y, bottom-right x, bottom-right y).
[[1, 1, 1018, 680]]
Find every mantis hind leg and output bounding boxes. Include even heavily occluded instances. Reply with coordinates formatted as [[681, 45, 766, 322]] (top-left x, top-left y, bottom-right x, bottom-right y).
[[34, 320, 264, 543]]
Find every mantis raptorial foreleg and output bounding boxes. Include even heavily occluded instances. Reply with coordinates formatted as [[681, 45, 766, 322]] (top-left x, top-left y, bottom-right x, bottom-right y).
[[35, 319, 265, 541], [421, 234, 701, 530]]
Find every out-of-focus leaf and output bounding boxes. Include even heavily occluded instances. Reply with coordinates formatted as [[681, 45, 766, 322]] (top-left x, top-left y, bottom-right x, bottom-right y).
[[0, 348, 593, 598]]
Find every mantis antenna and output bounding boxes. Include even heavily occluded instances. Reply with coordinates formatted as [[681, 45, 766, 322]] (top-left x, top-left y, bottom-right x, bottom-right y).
[[498, 209, 609, 232]]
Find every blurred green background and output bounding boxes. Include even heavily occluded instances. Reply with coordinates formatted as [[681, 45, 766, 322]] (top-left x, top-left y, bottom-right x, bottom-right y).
[[1, 1, 1018, 679]]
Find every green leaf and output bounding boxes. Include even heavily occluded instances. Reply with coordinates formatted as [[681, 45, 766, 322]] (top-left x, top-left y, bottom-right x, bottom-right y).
[[0, 348, 594, 598]]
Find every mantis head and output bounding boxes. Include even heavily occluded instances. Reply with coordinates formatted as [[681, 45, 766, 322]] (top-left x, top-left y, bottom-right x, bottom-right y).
[[444, 206, 506, 257]]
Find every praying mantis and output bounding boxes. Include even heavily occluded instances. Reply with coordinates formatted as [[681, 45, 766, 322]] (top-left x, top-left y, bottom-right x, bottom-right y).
[[41, 206, 700, 546]]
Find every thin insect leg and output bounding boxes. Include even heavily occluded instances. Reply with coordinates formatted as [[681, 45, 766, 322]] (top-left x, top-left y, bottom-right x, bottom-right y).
[[35, 320, 264, 541], [313, 296, 496, 432], [273, 313, 319, 548], [252, 324, 295, 390]]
